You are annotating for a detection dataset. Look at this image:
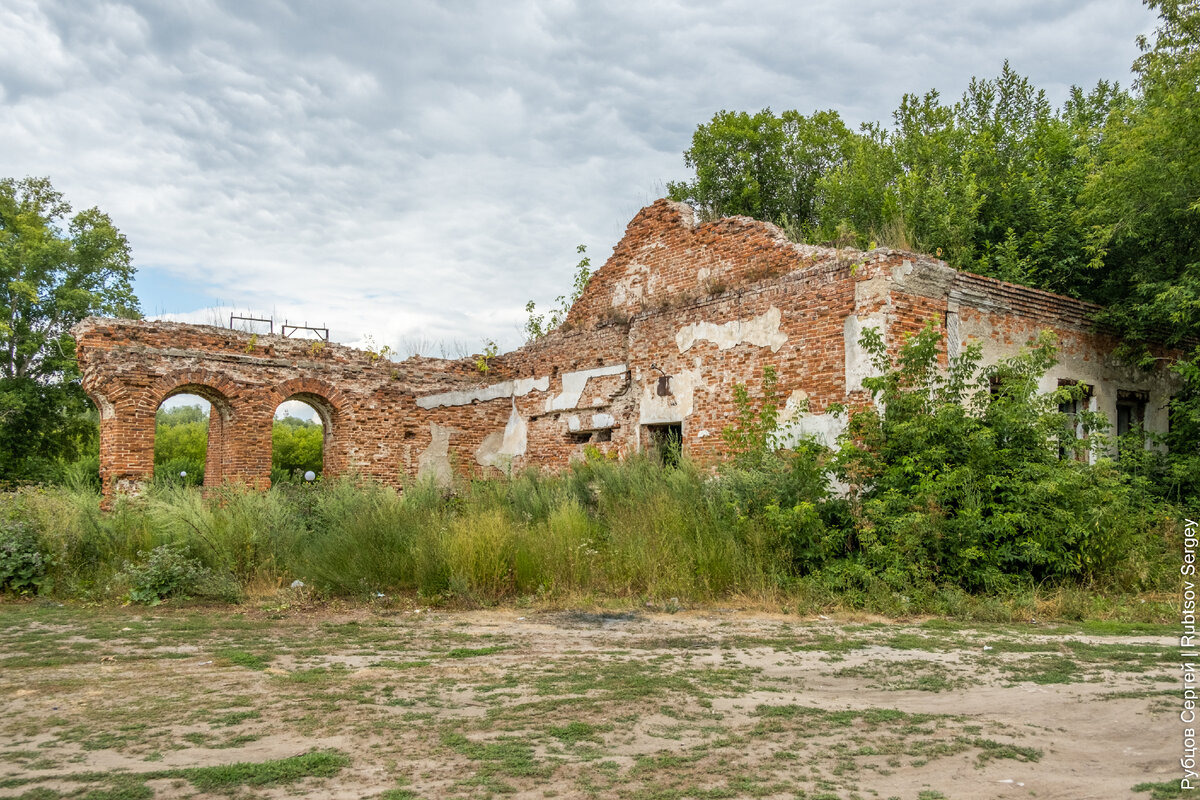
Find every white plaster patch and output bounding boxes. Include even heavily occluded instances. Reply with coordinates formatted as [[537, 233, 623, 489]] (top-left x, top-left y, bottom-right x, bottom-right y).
[[612, 261, 649, 307], [854, 273, 891, 304], [675, 306, 788, 354], [639, 368, 703, 425], [417, 424, 454, 487], [844, 314, 886, 393], [776, 389, 845, 450], [475, 401, 528, 470], [778, 413, 847, 451], [417, 376, 550, 409], [946, 309, 961, 359], [92, 393, 116, 420], [591, 412, 615, 429], [544, 364, 627, 412], [567, 412, 616, 432]]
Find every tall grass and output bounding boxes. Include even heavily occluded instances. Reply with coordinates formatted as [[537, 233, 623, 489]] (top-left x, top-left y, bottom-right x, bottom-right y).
[[0, 452, 1182, 619]]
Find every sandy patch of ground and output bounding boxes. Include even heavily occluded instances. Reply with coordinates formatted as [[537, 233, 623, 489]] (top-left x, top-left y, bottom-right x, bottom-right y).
[[0, 603, 1181, 799]]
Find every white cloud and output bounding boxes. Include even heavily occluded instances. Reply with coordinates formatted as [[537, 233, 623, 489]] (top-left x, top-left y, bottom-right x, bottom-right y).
[[1, 0, 1157, 354]]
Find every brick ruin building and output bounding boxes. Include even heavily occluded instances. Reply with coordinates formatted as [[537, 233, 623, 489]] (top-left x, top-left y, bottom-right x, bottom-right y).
[[74, 199, 1179, 498]]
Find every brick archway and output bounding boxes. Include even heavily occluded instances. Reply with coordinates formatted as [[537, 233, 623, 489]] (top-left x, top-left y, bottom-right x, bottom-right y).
[[146, 374, 240, 489], [267, 379, 350, 478]]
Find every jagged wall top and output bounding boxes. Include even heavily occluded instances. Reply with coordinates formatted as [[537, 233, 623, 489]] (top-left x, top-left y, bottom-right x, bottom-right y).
[[565, 199, 830, 328]]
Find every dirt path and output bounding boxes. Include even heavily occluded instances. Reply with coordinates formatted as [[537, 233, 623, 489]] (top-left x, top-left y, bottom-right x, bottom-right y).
[[0, 603, 1181, 799]]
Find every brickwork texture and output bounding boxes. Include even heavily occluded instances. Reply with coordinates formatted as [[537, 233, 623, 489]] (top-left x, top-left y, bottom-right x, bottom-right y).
[[74, 199, 1179, 498]]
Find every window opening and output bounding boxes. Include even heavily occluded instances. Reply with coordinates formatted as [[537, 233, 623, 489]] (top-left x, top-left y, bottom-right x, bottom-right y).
[[1057, 380, 1092, 461], [1115, 390, 1148, 438]]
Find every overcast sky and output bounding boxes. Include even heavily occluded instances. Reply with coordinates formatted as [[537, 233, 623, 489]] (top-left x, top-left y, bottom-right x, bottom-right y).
[[2, 0, 1158, 357]]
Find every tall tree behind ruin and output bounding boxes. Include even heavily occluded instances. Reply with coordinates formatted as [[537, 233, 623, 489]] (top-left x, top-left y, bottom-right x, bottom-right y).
[[0, 176, 139, 481]]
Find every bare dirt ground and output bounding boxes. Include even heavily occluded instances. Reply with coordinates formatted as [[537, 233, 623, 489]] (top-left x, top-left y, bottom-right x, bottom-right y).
[[0, 600, 1181, 799]]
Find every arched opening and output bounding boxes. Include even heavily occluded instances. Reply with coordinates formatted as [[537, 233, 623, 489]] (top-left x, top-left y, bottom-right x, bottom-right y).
[[153, 386, 233, 488], [271, 394, 330, 484]]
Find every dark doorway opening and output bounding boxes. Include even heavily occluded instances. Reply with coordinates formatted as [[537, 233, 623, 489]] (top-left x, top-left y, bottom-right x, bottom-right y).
[[647, 423, 682, 468]]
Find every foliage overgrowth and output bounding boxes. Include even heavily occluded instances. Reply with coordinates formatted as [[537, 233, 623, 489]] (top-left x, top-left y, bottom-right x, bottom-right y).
[[0, 327, 1179, 615], [0, 176, 139, 482], [524, 245, 591, 341], [669, 1, 1200, 504]]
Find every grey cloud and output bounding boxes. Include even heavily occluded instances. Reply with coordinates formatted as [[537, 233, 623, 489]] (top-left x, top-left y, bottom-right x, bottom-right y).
[[0, 0, 1158, 353]]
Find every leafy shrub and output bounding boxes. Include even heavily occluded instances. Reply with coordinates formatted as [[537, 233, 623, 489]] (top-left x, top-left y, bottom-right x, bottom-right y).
[[833, 323, 1168, 590], [154, 457, 204, 487], [0, 519, 50, 594], [121, 543, 210, 604], [59, 454, 101, 492]]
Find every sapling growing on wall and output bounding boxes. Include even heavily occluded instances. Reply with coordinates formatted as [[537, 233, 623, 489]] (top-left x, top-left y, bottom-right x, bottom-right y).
[[524, 245, 591, 341]]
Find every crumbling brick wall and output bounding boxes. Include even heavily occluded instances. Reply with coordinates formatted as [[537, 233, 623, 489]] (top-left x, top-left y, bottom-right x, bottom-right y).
[[74, 199, 1179, 499]]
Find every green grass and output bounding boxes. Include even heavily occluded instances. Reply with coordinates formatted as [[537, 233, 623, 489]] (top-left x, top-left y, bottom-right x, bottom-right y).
[[0, 751, 348, 795], [1000, 655, 1080, 684], [970, 737, 1042, 764], [217, 648, 272, 670], [166, 750, 349, 790], [1, 447, 1184, 616], [445, 646, 508, 658], [441, 732, 554, 779], [1133, 781, 1189, 799]]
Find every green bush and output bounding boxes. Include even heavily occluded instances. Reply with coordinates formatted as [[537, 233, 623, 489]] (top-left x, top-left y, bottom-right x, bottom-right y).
[[0, 327, 1182, 613], [154, 457, 204, 487], [833, 323, 1169, 591], [121, 543, 211, 604], [0, 519, 50, 594]]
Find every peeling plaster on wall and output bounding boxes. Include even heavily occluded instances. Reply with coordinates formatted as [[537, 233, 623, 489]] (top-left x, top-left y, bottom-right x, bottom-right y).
[[476, 400, 528, 469], [775, 388, 845, 450], [855, 273, 891, 305], [844, 313, 887, 393], [782, 389, 809, 416], [639, 367, 703, 425], [891, 257, 957, 299], [545, 364, 628, 412], [417, 376, 550, 409], [417, 424, 454, 487], [946, 308, 961, 359], [92, 393, 116, 420], [567, 412, 618, 432], [780, 413, 847, 451], [612, 248, 665, 307], [675, 306, 788, 354]]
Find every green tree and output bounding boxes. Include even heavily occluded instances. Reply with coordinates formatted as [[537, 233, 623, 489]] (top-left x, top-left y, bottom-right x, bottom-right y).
[[1079, 1, 1200, 501], [272, 416, 323, 478], [671, 66, 1118, 299], [667, 109, 854, 235], [0, 177, 138, 480], [153, 405, 208, 486]]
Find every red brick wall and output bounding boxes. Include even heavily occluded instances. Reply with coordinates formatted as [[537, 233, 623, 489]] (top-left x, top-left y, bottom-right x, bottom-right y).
[[74, 201, 1178, 499]]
